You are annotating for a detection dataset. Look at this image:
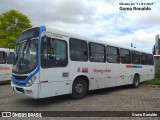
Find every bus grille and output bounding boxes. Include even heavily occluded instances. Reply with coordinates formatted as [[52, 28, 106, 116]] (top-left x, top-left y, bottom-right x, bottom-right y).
[[15, 87, 24, 93], [13, 75, 28, 81]]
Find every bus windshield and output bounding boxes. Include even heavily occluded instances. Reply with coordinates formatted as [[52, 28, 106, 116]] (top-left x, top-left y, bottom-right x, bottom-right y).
[[13, 39, 38, 74]]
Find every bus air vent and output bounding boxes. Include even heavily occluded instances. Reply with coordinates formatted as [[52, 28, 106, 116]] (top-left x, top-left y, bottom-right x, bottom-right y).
[[13, 75, 28, 81]]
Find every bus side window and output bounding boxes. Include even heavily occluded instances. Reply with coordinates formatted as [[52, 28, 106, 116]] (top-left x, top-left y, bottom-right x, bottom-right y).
[[106, 46, 120, 63], [41, 36, 68, 68], [140, 53, 147, 65], [120, 49, 131, 64], [89, 43, 105, 62], [70, 38, 88, 61], [7, 52, 15, 64], [147, 54, 154, 65], [131, 51, 140, 64], [0, 51, 6, 64]]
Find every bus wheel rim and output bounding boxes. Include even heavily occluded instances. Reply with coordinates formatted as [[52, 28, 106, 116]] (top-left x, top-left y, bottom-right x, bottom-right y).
[[75, 83, 84, 94]]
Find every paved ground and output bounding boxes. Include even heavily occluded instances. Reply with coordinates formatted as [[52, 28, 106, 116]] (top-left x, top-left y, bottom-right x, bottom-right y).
[[0, 82, 160, 120]]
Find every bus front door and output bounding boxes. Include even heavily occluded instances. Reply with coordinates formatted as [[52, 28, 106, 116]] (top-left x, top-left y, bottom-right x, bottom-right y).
[[39, 35, 69, 98]]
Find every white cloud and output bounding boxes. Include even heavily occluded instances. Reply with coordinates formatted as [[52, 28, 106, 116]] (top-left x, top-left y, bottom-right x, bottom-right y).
[[0, 0, 159, 53]]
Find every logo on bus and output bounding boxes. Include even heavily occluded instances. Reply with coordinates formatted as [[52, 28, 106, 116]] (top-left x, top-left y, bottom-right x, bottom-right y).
[[126, 65, 142, 68], [77, 67, 88, 73], [93, 69, 111, 74]]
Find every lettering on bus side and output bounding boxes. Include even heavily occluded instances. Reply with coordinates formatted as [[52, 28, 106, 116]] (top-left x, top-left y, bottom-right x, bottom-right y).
[[0, 66, 10, 71], [77, 67, 88, 73], [82, 68, 88, 73], [93, 69, 111, 74]]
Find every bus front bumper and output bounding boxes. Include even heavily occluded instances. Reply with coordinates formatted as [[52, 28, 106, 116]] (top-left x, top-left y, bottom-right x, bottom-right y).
[[11, 81, 39, 99]]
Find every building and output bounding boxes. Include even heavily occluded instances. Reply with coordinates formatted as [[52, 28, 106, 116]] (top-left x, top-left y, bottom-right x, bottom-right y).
[[153, 34, 160, 55]]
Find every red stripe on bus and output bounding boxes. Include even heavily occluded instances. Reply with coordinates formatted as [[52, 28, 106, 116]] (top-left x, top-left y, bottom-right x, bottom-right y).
[[126, 65, 132, 68]]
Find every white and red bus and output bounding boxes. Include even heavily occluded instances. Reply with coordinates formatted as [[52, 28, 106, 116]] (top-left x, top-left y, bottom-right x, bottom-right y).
[[11, 26, 155, 99], [0, 48, 14, 82]]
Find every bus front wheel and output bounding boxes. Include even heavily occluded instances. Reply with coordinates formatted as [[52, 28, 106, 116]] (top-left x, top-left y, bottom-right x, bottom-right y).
[[71, 78, 87, 100]]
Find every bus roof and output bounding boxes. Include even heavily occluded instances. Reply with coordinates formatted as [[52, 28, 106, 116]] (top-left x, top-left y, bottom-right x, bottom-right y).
[[45, 27, 152, 55]]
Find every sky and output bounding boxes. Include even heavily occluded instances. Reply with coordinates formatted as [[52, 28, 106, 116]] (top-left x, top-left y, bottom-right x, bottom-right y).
[[0, 0, 160, 53]]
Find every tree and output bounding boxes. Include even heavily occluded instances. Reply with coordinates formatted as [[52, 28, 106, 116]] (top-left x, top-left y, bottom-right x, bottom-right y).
[[0, 10, 32, 48]]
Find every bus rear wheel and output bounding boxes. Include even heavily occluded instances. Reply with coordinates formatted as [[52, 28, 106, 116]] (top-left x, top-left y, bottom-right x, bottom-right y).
[[71, 78, 87, 100], [132, 75, 139, 88]]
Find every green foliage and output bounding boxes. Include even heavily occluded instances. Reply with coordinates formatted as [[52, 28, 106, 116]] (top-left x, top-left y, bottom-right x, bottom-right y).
[[144, 60, 160, 86], [146, 78, 160, 86], [0, 10, 32, 49]]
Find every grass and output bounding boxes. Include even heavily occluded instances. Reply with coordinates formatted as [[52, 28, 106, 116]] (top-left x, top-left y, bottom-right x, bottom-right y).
[[144, 60, 160, 86], [145, 78, 160, 86], [155, 61, 160, 78]]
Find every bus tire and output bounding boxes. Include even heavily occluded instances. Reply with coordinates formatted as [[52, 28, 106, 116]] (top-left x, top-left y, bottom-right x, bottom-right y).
[[132, 75, 139, 88], [71, 78, 87, 100]]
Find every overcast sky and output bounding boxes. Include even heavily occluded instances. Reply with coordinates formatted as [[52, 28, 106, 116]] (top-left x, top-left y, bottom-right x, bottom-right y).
[[0, 0, 160, 53]]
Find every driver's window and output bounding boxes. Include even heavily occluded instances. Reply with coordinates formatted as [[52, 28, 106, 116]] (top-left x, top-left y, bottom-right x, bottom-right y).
[[41, 36, 68, 68]]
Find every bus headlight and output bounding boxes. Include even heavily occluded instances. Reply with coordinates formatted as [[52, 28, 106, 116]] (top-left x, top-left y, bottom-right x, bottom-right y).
[[26, 76, 37, 87]]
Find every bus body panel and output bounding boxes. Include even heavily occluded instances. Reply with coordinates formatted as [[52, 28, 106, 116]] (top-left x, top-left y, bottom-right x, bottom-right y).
[[0, 64, 7, 81], [69, 61, 89, 90], [147, 65, 155, 81], [39, 67, 70, 98], [11, 26, 155, 99], [0, 48, 14, 82], [140, 65, 148, 82], [106, 63, 132, 87], [4, 64, 13, 80], [69, 61, 106, 90], [106, 63, 118, 87], [38, 81, 71, 98], [89, 62, 106, 90]]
